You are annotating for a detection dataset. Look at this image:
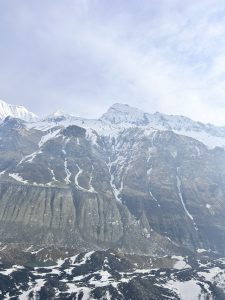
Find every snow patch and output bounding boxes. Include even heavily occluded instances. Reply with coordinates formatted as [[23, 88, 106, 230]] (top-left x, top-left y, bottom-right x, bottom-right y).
[[64, 159, 71, 184], [18, 279, 46, 300], [147, 167, 160, 207], [0, 265, 24, 276], [48, 168, 57, 182], [88, 165, 96, 193], [166, 279, 202, 300], [197, 248, 208, 253], [38, 129, 60, 147], [86, 128, 98, 146], [176, 168, 197, 230], [74, 164, 84, 189], [171, 255, 191, 270], [9, 173, 28, 184], [107, 159, 123, 203], [18, 150, 42, 165]]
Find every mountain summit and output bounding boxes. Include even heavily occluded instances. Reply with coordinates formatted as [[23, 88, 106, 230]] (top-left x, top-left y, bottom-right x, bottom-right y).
[[100, 103, 149, 125], [101, 103, 209, 129], [0, 99, 37, 121]]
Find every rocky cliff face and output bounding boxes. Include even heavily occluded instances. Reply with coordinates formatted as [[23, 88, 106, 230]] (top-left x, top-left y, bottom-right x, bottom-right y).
[[0, 103, 225, 257], [0, 121, 176, 255], [112, 128, 225, 254]]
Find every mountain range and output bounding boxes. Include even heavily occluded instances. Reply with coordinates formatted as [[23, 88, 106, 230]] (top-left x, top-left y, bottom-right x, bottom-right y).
[[0, 99, 225, 299]]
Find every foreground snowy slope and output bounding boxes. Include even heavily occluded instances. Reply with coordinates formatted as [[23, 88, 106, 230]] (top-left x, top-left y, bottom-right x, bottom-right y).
[[0, 247, 224, 300]]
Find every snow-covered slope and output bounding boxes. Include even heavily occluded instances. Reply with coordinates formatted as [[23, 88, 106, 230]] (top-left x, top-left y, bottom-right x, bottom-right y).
[[101, 103, 225, 134], [100, 103, 225, 148], [0, 247, 224, 300], [0, 99, 37, 121], [29, 113, 122, 138]]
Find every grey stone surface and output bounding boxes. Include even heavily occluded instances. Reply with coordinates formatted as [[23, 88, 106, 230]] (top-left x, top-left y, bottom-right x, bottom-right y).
[[0, 117, 224, 255]]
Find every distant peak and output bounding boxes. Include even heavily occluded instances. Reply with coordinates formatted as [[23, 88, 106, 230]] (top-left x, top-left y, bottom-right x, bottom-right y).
[[110, 103, 130, 109], [100, 103, 148, 125], [109, 103, 143, 112], [52, 109, 67, 117], [45, 110, 75, 121], [103, 103, 146, 116], [0, 99, 37, 121]]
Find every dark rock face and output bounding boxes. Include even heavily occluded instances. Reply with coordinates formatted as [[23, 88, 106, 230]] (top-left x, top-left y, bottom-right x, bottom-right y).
[[114, 129, 225, 254], [0, 182, 175, 255], [62, 125, 86, 137], [0, 116, 225, 256]]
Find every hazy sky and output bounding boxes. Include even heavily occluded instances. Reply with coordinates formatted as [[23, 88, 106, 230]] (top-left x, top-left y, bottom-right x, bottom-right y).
[[1, 0, 225, 125]]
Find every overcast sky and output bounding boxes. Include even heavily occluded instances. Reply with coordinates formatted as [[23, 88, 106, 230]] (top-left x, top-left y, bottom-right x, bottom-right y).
[[1, 0, 225, 124]]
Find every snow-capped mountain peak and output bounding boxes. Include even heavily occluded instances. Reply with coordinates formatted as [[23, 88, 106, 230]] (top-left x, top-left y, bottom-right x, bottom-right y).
[[100, 103, 149, 125], [52, 109, 68, 117], [101, 103, 196, 128], [42, 110, 77, 122], [98, 103, 225, 148], [0, 99, 37, 121]]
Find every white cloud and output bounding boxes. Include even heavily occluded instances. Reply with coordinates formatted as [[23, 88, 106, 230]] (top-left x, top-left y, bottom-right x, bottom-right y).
[[1, 0, 225, 124]]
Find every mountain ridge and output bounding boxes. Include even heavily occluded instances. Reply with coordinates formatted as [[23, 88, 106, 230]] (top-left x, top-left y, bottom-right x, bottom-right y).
[[29, 102, 225, 149], [3, 98, 225, 146]]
